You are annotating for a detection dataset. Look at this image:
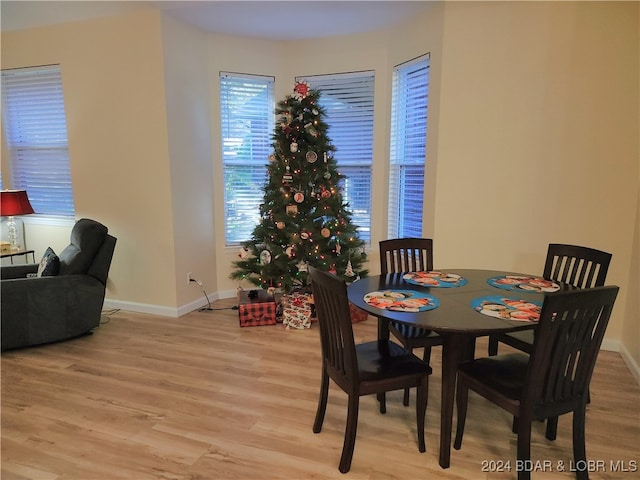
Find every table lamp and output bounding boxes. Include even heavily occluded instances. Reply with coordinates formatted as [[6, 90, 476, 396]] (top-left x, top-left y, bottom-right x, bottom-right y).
[[1, 190, 35, 252]]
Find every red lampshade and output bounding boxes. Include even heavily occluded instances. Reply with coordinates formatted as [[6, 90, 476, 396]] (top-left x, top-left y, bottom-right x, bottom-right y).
[[0, 190, 35, 216]]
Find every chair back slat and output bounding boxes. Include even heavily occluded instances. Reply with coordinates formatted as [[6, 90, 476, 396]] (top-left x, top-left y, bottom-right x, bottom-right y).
[[524, 286, 619, 409], [543, 244, 612, 289], [309, 267, 358, 387], [380, 238, 434, 275]]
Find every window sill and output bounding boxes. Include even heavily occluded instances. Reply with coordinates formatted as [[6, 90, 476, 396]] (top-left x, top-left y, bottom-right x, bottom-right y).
[[22, 215, 76, 228]]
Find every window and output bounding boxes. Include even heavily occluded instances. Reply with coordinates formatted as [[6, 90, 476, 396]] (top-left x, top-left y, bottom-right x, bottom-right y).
[[220, 72, 275, 244], [1, 65, 75, 216], [388, 54, 429, 238], [297, 72, 374, 243]]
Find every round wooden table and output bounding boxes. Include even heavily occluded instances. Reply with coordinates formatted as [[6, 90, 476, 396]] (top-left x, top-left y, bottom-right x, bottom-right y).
[[347, 269, 559, 469]]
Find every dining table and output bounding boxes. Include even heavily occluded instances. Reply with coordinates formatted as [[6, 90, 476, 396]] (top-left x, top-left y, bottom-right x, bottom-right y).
[[347, 268, 566, 469]]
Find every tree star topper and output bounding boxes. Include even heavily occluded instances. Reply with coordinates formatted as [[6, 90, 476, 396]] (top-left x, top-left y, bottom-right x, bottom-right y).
[[293, 80, 311, 101]]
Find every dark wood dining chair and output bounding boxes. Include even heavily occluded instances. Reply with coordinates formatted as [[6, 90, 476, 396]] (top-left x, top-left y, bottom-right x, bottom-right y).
[[309, 266, 432, 473], [487, 244, 612, 440], [379, 238, 444, 406], [488, 244, 612, 357], [454, 285, 619, 480]]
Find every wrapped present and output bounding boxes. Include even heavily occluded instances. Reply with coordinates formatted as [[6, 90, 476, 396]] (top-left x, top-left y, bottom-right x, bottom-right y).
[[349, 303, 368, 323], [282, 292, 313, 329], [238, 289, 277, 327]]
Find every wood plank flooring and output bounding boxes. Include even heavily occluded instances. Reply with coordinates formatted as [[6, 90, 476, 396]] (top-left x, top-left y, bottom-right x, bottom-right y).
[[2, 298, 639, 479]]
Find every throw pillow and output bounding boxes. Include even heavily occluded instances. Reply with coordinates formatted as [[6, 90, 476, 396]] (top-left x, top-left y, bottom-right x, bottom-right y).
[[37, 247, 60, 277]]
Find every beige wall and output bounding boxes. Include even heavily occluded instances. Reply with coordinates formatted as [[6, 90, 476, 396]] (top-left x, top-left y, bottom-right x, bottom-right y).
[[161, 14, 217, 312], [1, 10, 179, 313], [1, 2, 638, 372], [434, 1, 638, 349]]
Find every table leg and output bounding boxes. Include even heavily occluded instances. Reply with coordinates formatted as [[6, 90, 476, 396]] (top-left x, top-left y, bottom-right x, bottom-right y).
[[377, 316, 390, 341], [439, 333, 475, 468], [376, 316, 391, 409]]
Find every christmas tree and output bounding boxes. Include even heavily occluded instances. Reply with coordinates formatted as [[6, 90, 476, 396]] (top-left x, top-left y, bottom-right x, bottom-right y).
[[230, 81, 368, 293]]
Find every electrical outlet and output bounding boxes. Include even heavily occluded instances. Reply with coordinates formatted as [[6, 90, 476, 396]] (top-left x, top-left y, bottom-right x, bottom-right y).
[[187, 272, 193, 285]]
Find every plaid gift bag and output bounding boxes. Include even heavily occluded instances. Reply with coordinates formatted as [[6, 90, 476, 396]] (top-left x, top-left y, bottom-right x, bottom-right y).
[[238, 289, 277, 327]]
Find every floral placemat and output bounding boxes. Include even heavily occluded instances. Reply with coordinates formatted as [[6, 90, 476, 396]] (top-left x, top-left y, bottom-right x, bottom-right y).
[[364, 290, 439, 312], [487, 275, 560, 293], [471, 295, 542, 322], [403, 271, 468, 288]]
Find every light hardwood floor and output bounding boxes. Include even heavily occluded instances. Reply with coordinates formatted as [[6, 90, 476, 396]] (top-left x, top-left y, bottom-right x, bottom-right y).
[[2, 299, 639, 480]]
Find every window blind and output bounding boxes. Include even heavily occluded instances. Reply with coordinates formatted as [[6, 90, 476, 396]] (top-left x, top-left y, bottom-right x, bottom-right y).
[[297, 71, 374, 243], [1, 65, 75, 216], [388, 55, 429, 238], [220, 72, 275, 244]]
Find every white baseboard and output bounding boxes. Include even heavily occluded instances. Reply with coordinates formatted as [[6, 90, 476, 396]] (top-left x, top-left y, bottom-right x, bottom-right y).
[[103, 298, 181, 318], [103, 289, 238, 318], [618, 341, 640, 385]]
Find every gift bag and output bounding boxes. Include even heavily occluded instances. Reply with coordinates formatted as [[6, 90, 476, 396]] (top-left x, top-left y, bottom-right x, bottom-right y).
[[282, 292, 313, 329]]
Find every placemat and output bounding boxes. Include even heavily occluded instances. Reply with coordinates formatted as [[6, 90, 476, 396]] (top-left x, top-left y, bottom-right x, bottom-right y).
[[403, 271, 468, 288], [364, 290, 439, 312], [471, 295, 542, 322], [487, 275, 560, 293]]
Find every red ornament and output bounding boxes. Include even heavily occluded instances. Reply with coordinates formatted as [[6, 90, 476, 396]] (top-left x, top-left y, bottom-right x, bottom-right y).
[[293, 81, 310, 101]]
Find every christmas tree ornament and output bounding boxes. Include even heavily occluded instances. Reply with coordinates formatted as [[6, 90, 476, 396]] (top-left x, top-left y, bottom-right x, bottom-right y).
[[260, 250, 272, 265], [285, 245, 294, 258], [300, 231, 310, 240], [312, 108, 319, 115], [329, 264, 337, 275], [293, 192, 304, 203], [276, 221, 285, 230], [238, 246, 250, 259], [286, 204, 298, 216], [296, 260, 308, 272], [269, 154, 276, 162], [290, 142, 298, 153], [335, 240, 342, 254], [321, 188, 331, 199], [293, 81, 310, 100], [344, 260, 355, 277], [321, 227, 331, 238], [305, 151, 318, 163], [282, 166, 293, 185]]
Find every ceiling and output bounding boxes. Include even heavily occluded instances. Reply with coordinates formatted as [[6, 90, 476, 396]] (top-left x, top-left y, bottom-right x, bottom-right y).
[[1, 1, 434, 40]]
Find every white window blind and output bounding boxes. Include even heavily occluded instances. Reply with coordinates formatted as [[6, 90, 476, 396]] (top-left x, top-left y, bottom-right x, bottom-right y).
[[220, 72, 275, 244], [297, 72, 374, 243], [388, 55, 429, 238], [1, 65, 75, 216]]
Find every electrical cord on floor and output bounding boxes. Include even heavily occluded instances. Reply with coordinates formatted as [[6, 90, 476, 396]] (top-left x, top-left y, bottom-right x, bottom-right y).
[[100, 308, 121, 324], [198, 305, 239, 311], [189, 277, 236, 312]]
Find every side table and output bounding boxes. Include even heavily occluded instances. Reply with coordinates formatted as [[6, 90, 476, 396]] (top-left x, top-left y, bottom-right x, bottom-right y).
[[1, 249, 36, 264]]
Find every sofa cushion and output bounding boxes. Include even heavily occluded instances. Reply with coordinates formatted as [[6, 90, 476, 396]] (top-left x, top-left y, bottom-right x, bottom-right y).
[[58, 219, 108, 275], [37, 247, 60, 277]]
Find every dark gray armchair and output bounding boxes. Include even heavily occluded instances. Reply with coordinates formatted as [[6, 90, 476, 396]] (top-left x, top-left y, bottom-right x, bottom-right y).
[[1, 218, 117, 351]]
